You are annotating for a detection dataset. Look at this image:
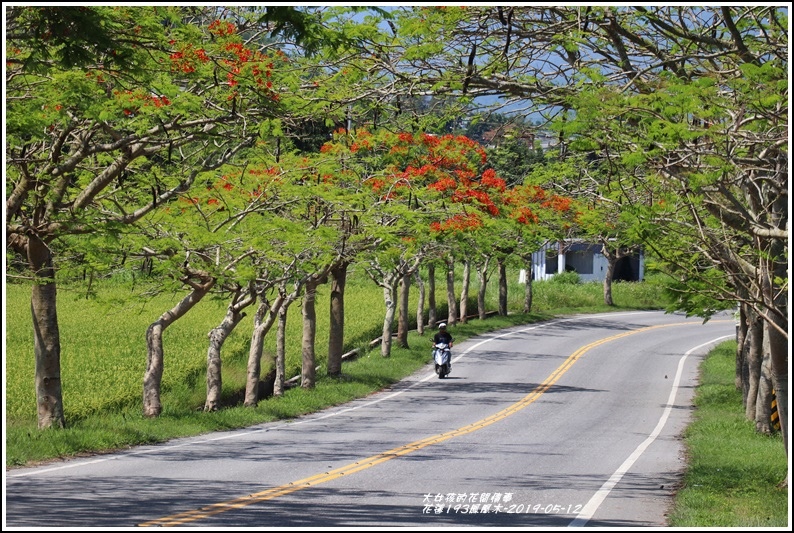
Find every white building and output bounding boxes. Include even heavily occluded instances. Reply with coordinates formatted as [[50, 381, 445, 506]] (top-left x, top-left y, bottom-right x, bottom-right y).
[[519, 241, 644, 283]]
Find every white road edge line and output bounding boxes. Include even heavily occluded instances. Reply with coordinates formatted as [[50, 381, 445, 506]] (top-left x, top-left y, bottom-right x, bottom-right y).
[[567, 334, 735, 527]]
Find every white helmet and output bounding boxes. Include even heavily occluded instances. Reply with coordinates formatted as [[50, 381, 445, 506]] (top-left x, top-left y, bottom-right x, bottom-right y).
[[438, 322, 447, 329]]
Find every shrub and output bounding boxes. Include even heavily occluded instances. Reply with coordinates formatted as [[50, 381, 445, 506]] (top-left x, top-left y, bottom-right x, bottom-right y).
[[549, 270, 581, 285]]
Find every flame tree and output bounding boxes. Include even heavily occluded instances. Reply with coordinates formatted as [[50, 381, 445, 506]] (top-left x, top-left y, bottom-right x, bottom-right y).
[[5, 6, 337, 426]]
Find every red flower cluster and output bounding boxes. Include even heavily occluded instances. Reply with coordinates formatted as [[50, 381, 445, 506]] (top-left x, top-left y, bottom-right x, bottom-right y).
[[224, 42, 253, 63], [401, 164, 436, 180], [513, 207, 539, 225], [368, 178, 386, 193], [541, 195, 572, 212], [169, 44, 210, 74], [480, 168, 506, 191], [208, 20, 236, 37], [429, 213, 483, 233], [452, 188, 500, 216], [248, 167, 280, 176], [350, 140, 372, 152], [428, 177, 457, 192], [113, 89, 172, 115], [149, 95, 171, 107]]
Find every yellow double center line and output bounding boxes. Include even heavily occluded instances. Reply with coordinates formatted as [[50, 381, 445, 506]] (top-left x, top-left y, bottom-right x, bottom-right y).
[[139, 322, 700, 527]]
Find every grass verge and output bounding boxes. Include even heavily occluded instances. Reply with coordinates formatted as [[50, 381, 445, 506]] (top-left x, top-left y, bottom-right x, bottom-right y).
[[667, 342, 789, 527]]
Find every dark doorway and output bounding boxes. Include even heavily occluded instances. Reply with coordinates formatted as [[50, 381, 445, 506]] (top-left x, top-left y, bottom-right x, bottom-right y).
[[614, 256, 641, 281]]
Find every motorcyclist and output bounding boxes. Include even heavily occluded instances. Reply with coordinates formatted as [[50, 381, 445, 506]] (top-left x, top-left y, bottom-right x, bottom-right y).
[[432, 322, 454, 373]]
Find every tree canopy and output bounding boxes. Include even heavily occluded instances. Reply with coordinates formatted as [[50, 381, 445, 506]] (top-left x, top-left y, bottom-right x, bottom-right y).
[[5, 5, 787, 455]]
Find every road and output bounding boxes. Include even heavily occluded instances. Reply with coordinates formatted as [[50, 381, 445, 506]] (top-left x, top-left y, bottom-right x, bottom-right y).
[[4, 310, 736, 529]]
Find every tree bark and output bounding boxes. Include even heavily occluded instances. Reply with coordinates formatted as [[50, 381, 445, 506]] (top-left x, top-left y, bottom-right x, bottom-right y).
[[301, 279, 321, 389], [762, 201, 789, 479], [380, 272, 399, 357], [244, 293, 284, 407], [327, 262, 348, 376], [274, 303, 289, 397], [477, 256, 491, 320], [766, 311, 789, 484], [244, 301, 268, 407], [396, 270, 411, 348], [735, 302, 748, 392], [205, 288, 254, 411], [738, 313, 751, 410], [459, 259, 470, 323], [28, 235, 65, 429], [144, 273, 214, 417], [755, 336, 774, 434], [427, 263, 437, 328], [743, 308, 764, 421], [497, 257, 508, 316], [446, 256, 457, 325], [414, 268, 426, 336], [603, 253, 616, 306], [274, 283, 302, 397], [522, 254, 534, 313]]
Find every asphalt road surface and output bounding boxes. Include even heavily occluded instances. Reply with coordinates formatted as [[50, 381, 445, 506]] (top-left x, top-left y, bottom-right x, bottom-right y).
[[4, 310, 736, 529]]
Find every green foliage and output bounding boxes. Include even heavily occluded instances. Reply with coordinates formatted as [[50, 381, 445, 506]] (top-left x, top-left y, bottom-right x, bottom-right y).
[[257, 6, 342, 56], [549, 271, 581, 285], [661, 271, 737, 320], [484, 137, 546, 187], [6, 6, 163, 73], [7, 6, 320, 304]]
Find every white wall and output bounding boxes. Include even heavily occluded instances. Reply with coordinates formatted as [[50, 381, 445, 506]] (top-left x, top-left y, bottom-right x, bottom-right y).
[[518, 241, 643, 283]]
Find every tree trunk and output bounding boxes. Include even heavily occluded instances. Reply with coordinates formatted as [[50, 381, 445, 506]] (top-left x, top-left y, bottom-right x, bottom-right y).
[[497, 258, 508, 316], [144, 322, 167, 418], [274, 303, 289, 397], [427, 263, 437, 328], [762, 211, 789, 482], [414, 268, 426, 336], [743, 308, 763, 421], [522, 255, 534, 313], [755, 336, 774, 434], [477, 256, 491, 320], [739, 314, 751, 409], [735, 303, 748, 391], [244, 293, 283, 407], [274, 284, 301, 397], [205, 289, 254, 411], [301, 279, 320, 389], [446, 256, 457, 325], [397, 270, 411, 348], [766, 311, 789, 485], [380, 273, 398, 357], [28, 236, 65, 429], [244, 301, 268, 407], [327, 262, 348, 377], [603, 254, 616, 306], [144, 275, 214, 417], [459, 259, 470, 323]]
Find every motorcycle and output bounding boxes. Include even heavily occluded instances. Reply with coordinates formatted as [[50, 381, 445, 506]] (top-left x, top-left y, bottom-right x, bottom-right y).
[[432, 342, 452, 379]]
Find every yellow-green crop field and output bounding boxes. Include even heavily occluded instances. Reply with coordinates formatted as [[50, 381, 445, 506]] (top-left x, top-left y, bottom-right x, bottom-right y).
[[5, 271, 391, 423]]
